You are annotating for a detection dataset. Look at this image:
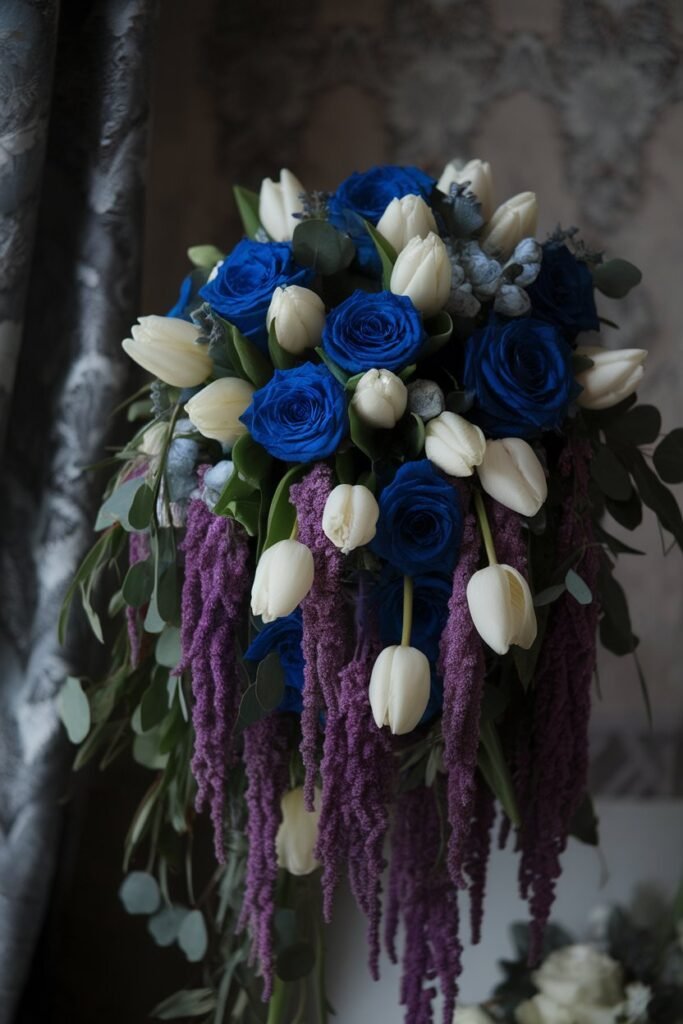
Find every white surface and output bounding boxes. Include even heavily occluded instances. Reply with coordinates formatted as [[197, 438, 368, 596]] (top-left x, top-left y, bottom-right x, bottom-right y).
[[325, 800, 683, 1020]]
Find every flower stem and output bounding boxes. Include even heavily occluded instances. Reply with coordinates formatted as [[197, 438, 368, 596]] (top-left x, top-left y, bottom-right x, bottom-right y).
[[401, 575, 414, 647], [473, 490, 498, 566], [266, 975, 288, 1024]]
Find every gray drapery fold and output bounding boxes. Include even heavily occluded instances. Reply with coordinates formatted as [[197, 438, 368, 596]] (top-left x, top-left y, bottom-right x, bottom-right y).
[[0, 2, 156, 1018]]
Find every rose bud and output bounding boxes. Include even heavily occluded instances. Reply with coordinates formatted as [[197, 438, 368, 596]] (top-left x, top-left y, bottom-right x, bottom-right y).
[[425, 411, 486, 477], [477, 437, 548, 517], [466, 564, 537, 656], [369, 644, 431, 736], [258, 168, 306, 242], [266, 284, 326, 354], [184, 377, 255, 446], [480, 192, 538, 261], [575, 345, 647, 410], [276, 787, 322, 876], [351, 368, 408, 429], [376, 194, 438, 253], [322, 483, 380, 554], [437, 158, 494, 221], [390, 232, 452, 317], [251, 539, 314, 623], [122, 315, 212, 388]]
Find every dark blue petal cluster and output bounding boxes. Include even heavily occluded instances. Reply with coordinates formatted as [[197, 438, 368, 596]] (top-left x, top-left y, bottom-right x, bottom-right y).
[[322, 289, 425, 374], [527, 242, 600, 341], [244, 611, 305, 714]]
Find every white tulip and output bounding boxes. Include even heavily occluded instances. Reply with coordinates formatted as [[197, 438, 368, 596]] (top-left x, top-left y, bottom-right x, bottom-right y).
[[477, 438, 548, 517], [122, 315, 212, 388], [184, 377, 255, 446], [515, 995, 573, 1024], [425, 411, 486, 477], [376, 194, 438, 253], [258, 168, 305, 241], [351, 368, 408, 429], [369, 645, 431, 735], [266, 285, 325, 354], [532, 945, 624, 1009], [454, 1008, 496, 1024], [322, 484, 379, 554], [251, 539, 314, 623], [481, 192, 538, 261], [390, 232, 452, 317], [575, 346, 647, 410], [276, 787, 322, 876], [437, 158, 494, 221], [138, 421, 168, 457], [466, 564, 537, 656]]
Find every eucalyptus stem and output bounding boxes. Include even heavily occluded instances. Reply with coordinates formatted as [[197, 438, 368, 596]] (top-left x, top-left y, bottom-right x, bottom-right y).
[[473, 490, 498, 566], [401, 575, 414, 647], [266, 975, 288, 1024]]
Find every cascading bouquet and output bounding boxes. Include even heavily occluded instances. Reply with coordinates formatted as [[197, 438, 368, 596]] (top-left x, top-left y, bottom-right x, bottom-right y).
[[59, 158, 683, 1024]]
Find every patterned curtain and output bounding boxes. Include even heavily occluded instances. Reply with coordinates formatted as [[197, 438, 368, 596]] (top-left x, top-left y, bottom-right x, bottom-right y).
[[0, 2, 156, 1019]]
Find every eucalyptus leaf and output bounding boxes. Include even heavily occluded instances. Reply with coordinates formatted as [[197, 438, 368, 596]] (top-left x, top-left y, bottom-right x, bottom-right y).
[[604, 490, 642, 531], [119, 871, 161, 915], [58, 677, 91, 744], [590, 445, 632, 501], [569, 793, 599, 847], [132, 730, 169, 770], [152, 988, 217, 1020], [592, 258, 642, 299], [128, 483, 155, 530], [653, 428, 683, 484], [177, 909, 208, 962], [605, 404, 661, 446], [144, 589, 166, 634], [155, 626, 181, 669], [122, 559, 154, 608], [95, 477, 147, 532], [292, 219, 355, 276], [157, 564, 180, 624], [147, 905, 190, 947], [124, 779, 162, 869], [140, 673, 172, 732], [233, 185, 262, 240], [187, 244, 224, 269], [533, 583, 566, 607], [276, 940, 316, 982], [631, 449, 683, 550], [565, 568, 592, 605], [594, 523, 645, 557], [598, 567, 636, 656]]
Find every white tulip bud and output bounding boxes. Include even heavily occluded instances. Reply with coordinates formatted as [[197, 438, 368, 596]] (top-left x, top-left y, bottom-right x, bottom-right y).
[[251, 539, 314, 623], [138, 421, 168, 457], [480, 192, 538, 261], [425, 411, 486, 477], [184, 377, 255, 446], [453, 1008, 496, 1024], [266, 285, 325, 354], [437, 158, 494, 221], [575, 346, 647, 411], [276, 787, 322, 876], [322, 484, 380, 554], [466, 564, 537, 656], [376, 194, 438, 253], [477, 438, 548, 517], [390, 232, 452, 317], [122, 315, 212, 388], [369, 645, 431, 735], [258, 168, 305, 242], [351, 368, 408, 429]]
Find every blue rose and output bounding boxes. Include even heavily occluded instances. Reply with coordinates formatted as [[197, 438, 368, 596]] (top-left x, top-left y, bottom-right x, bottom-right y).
[[240, 363, 348, 462], [328, 165, 435, 273], [371, 460, 463, 576], [462, 317, 577, 438], [167, 269, 205, 320], [376, 572, 451, 663], [322, 290, 425, 373], [244, 611, 304, 714], [527, 243, 600, 341], [199, 239, 313, 350]]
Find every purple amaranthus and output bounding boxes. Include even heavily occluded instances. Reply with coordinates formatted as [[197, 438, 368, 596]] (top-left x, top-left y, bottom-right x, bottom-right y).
[[176, 498, 250, 862], [385, 783, 462, 1024], [517, 440, 601, 962], [126, 530, 150, 667]]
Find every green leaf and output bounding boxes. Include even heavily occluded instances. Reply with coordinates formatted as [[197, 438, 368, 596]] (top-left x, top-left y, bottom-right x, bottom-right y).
[[59, 527, 122, 645], [132, 730, 169, 770], [268, 321, 299, 371], [402, 412, 425, 460], [212, 467, 257, 517], [315, 346, 350, 386], [95, 477, 148, 532], [231, 433, 273, 490], [363, 220, 397, 289], [128, 483, 155, 530], [144, 589, 166, 635], [187, 244, 224, 269], [598, 567, 636, 656], [153, 989, 217, 1020], [592, 258, 642, 299], [140, 673, 172, 732], [225, 496, 261, 536], [348, 402, 383, 460], [119, 871, 161, 915], [398, 363, 417, 383], [604, 490, 642, 531], [157, 564, 180, 623], [255, 651, 285, 711], [605, 404, 661, 446], [421, 310, 453, 358], [653, 428, 683, 484], [569, 793, 599, 846], [233, 185, 262, 240], [155, 626, 181, 669], [58, 677, 91, 744], [533, 583, 566, 607], [264, 464, 309, 551], [565, 568, 592, 605], [292, 219, 355, 276], [147, 905, 189, 947], [594, 523, 645, 557], [590, 445, 632, 501], [237, 685, 264, 730], [226, 324, 273, 388], [276, 941, 316, 982], [177, 909, 208, 962], [122, 559, 154, 608], [478, 721, 520, 827], [631, 449, 683, 549]]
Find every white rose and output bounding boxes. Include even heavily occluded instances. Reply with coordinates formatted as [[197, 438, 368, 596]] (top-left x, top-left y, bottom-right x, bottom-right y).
[[532, 945, 624, 1008]]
